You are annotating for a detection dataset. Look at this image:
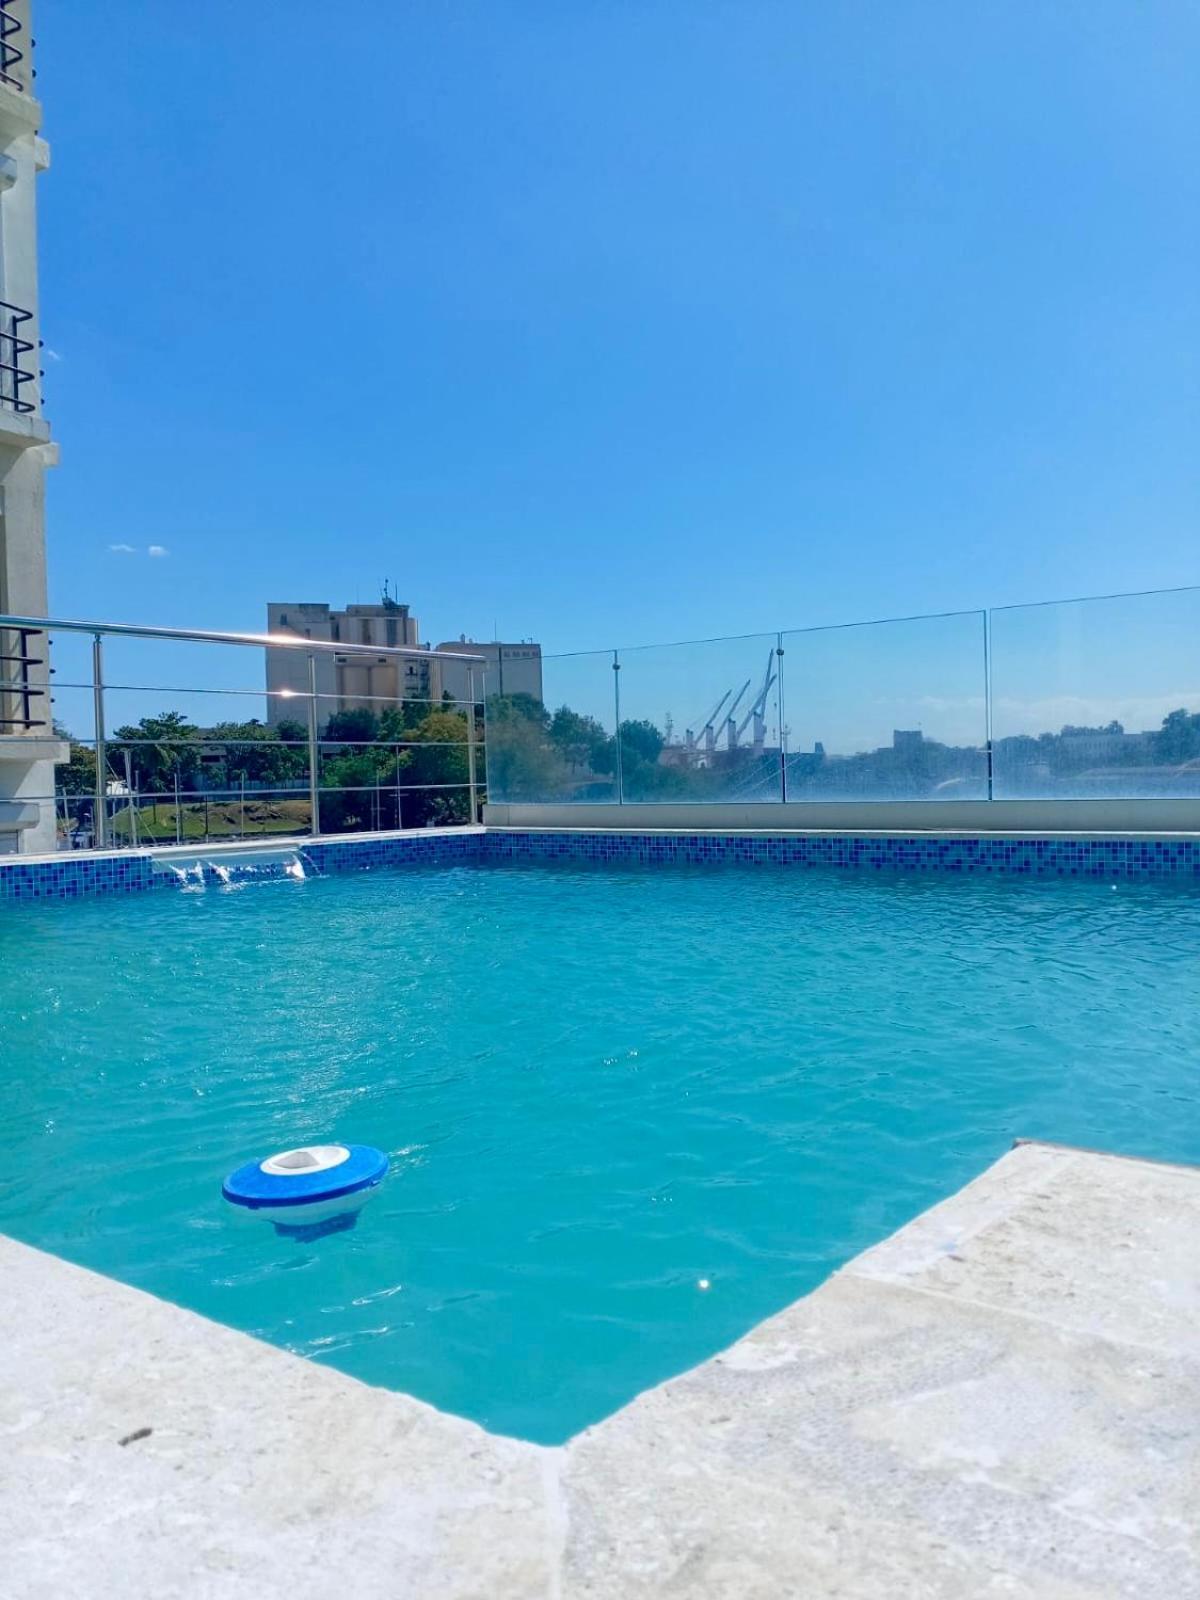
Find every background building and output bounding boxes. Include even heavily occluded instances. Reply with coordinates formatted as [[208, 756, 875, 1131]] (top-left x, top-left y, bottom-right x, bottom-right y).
[[267, 600, 542, 726], [0, 3, 66, 853], [433, 638, 543, 706], [265, 600, 429, 727]]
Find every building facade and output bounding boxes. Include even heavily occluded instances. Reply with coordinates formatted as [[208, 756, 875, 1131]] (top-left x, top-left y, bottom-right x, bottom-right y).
[[433, 638, 543, 706], [265, 601, 430, 728], [0, 3, 65, 853], [267, 601, 543, 727]]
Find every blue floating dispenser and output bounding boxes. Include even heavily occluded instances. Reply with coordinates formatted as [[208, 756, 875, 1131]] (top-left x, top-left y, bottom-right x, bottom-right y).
[[222, 1144, 388, 1239]]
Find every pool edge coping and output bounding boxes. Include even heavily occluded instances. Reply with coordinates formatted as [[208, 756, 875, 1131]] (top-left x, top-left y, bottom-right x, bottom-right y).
[[4, 1137, 1198, 1595]]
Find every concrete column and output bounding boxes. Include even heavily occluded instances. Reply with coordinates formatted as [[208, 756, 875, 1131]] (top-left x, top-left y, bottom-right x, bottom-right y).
[[0, 7, 66, 853]]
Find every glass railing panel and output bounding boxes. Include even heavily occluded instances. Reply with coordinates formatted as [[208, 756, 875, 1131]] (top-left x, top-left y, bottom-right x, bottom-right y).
[[780, 611, 988, 800], [484, 650, 617, 803], [990, 588, 1200, 799], [616, 634, 783, 803]]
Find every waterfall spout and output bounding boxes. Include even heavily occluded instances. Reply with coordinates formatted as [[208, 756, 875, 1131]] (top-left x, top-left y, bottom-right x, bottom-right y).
[[152, 847, 316, 890]]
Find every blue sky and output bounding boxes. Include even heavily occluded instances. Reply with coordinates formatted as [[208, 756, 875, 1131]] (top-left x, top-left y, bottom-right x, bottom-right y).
[[36, 1, 1198, 735]]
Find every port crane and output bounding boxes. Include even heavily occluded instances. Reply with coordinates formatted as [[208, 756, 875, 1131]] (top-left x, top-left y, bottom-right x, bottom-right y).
[[682, 651, 777, 757], [728, 651, 778, 752]]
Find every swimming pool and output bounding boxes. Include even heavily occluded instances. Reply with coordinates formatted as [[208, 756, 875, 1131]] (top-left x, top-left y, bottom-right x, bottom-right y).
[[2, 859, 1198, 1442]]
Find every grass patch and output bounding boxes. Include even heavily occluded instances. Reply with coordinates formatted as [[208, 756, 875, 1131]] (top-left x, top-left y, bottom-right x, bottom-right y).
[[109, 799, 313, 843]]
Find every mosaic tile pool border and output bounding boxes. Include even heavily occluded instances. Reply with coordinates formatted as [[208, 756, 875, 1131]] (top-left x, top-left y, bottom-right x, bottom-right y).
[[0, 830, 485, 902], [2, 825, 1199, 902], [484, 829, 1200, 880]]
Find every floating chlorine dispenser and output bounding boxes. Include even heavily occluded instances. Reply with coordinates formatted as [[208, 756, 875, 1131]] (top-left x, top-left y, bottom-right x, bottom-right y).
[[222, 1144, 388, 1239]]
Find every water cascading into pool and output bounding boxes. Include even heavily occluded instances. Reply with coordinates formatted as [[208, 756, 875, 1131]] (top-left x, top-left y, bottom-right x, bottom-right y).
[[151, 848, 316, 889]]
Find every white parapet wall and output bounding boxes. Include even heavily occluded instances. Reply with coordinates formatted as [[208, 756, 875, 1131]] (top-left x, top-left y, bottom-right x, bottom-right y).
[[0, 732, 68, 853], [484, 797, 1200, 833], [0, 5, 61, 855]]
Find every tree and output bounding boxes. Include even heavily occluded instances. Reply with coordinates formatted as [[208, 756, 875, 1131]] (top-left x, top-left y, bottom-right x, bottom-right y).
[[318, 747, 405, 832], [53, 724, 97, 797], [618, 718, 665, 766], [109, 712, 200, 794], [483, 693, 568, 801], [549, 707, 612, 773], [400, 709, 471, 824], [205, 718, 308, 786], [1157, 708, 1200, 765], [322, 707, 380, 744], [489, 693, 550, 732]]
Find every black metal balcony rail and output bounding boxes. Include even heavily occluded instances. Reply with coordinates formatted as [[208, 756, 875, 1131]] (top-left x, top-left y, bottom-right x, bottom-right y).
[[0, 0, 26, 94], [0, 299, 37, 413], [0, 623, 47, 729]]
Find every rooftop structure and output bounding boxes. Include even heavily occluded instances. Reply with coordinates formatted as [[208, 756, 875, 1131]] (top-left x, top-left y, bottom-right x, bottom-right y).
[[266, 600, 543, 726], [433, 637, 543, 705], [265, 600, 429, 727], [0, 1, 66, 852]]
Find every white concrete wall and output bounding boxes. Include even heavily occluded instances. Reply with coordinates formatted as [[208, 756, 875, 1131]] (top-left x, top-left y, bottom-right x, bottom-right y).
[[0, 12, 62, 853], [436, 642, 543, 706], [483, 798, 1200, 834]]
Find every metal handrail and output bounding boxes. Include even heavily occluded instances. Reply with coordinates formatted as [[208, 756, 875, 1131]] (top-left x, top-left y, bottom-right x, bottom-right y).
[[0, 612, 486, 850], [0, 611, 487, 662], [50, 679, 482, 705], [0, 623, 46, 730]]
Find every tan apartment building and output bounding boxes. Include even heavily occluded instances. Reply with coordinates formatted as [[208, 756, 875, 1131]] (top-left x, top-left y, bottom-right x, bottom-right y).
[[266, 601, 543, 728]]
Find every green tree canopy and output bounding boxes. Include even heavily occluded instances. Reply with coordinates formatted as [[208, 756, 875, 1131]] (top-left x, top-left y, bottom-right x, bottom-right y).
[[109, 712, 200, 794], [206, 719, 309, 785], [322, 707, 381, 743], [549, 707, 612, 773], [618, 718, 665, 766]]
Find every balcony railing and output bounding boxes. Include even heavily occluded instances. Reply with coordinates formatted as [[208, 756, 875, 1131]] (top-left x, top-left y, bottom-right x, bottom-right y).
[[0, 1, 25, 93], [0, 299, 37, 413], [0, 613, 487, 851], [0, 623, 47, 730], [484, 585, 1200, 808]]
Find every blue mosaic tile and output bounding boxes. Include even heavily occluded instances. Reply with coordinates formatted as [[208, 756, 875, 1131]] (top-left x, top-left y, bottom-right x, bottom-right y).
[[0, 830, 486, 903], [2, 825, 1198, 904], [479, 829, 1200, 882]]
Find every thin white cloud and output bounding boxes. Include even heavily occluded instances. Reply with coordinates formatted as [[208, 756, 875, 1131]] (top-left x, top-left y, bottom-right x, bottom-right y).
[[44, 347, 62, 362], [108, 542, 136, 553], [147, 544, 169, 558], [992, 692, 1200, 737]]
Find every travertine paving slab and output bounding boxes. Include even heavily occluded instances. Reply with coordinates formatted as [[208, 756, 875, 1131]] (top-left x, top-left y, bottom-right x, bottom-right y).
[[848, 1141, 1200, 1355], [0, 1235, 557, 1600], [561, 1273, 1197, 1597], [560, 1143, 1200, 1599], [2, 1142, 1196, 1598]]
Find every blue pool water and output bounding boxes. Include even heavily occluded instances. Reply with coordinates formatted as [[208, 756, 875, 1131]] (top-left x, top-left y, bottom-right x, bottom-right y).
[[1, 861, 1198, 1442]]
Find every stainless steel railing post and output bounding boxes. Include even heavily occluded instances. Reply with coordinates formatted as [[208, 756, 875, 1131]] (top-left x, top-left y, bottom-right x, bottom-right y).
[[776, 633, 787, 803], [983, 609, 994, 802], [612, 650, 623, 805], [306, 651, 321, 838], [466, 667, 478, 821], [92, 632, 107, 847]]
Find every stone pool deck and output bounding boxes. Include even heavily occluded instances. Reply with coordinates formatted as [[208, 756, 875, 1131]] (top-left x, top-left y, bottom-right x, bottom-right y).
[[3, 1140, 1197, 1598]]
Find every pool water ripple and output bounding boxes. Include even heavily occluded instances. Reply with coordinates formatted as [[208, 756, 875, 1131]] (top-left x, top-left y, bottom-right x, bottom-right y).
[[1, 862, 1198, 1441]]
